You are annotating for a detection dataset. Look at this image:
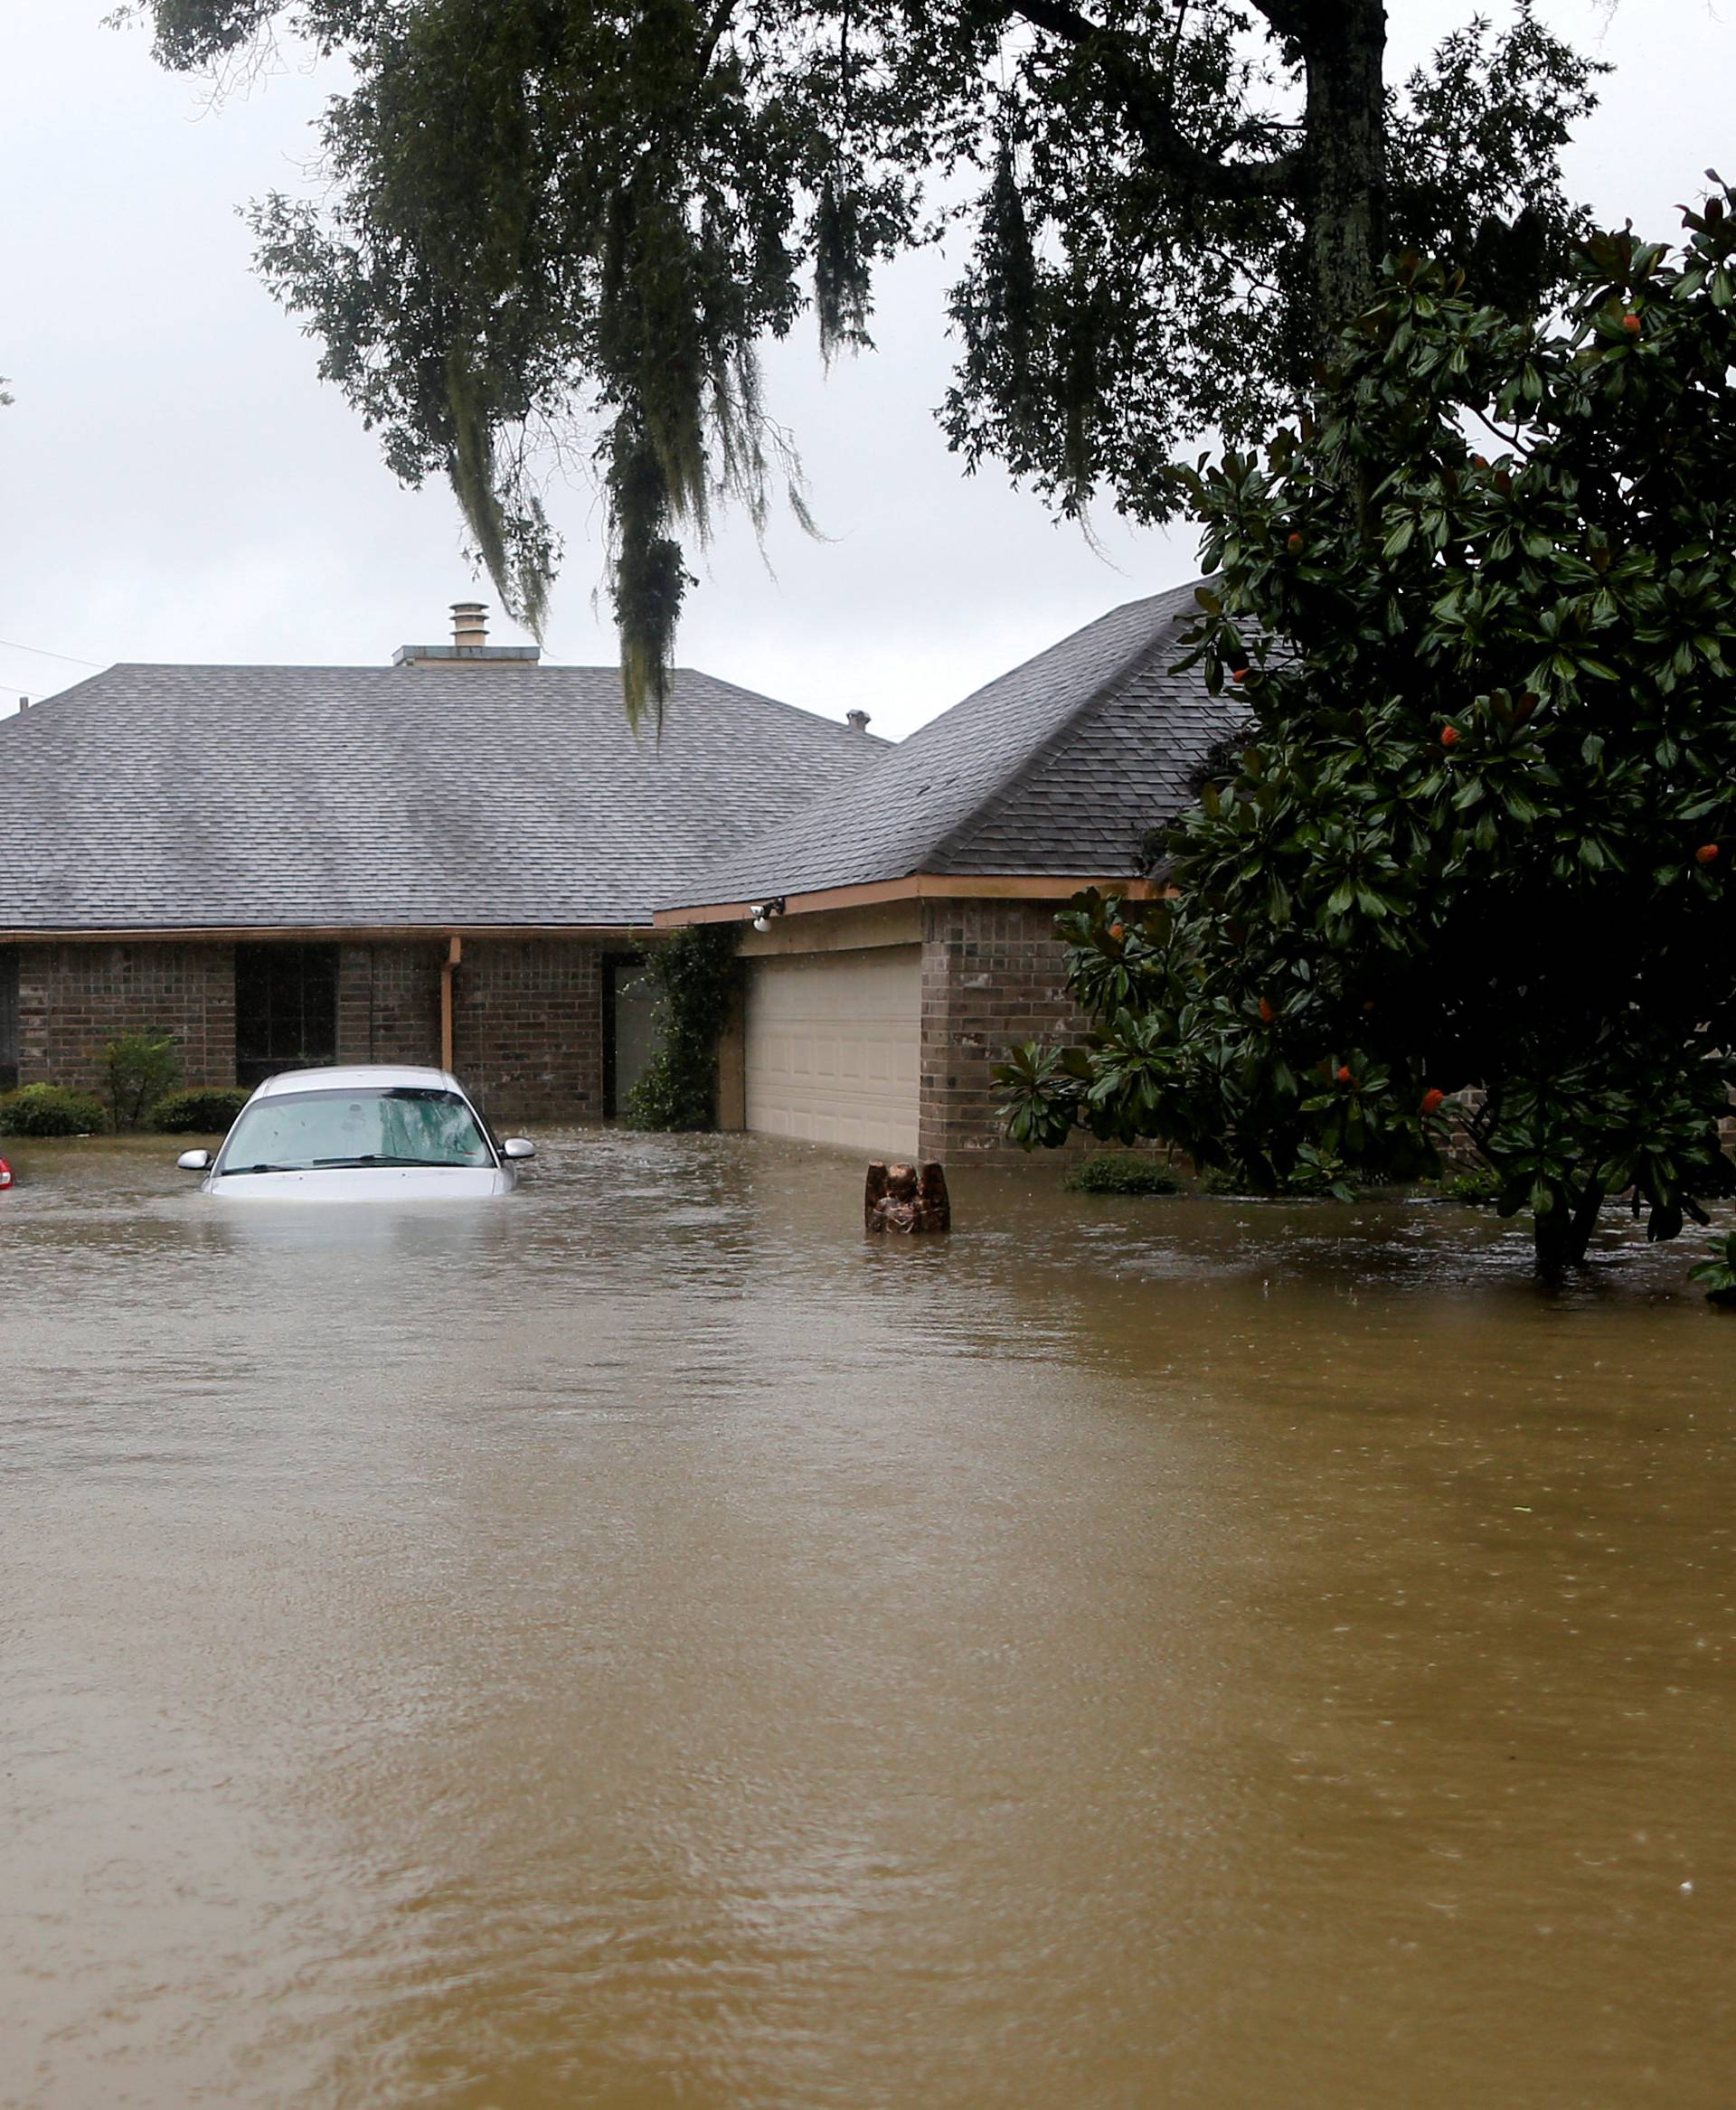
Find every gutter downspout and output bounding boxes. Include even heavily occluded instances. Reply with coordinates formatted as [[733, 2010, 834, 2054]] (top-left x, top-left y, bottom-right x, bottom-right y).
[[440, 935, 462, 1071]]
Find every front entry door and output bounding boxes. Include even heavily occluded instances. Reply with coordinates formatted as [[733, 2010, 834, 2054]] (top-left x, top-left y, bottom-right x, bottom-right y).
[[605, 957, 662, 1117]]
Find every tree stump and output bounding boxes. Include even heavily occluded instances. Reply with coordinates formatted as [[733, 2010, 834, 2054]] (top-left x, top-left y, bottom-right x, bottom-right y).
[[864, 1161, 951, 1234]]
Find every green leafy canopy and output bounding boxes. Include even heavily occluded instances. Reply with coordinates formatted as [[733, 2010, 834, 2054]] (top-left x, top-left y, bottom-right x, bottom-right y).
[[998, 188, 1736, 1268], [133, 0, 1599, 721]]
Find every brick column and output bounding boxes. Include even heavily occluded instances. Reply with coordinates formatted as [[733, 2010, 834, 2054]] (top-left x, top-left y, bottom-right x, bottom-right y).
[[919, 899, 1097, 1160]]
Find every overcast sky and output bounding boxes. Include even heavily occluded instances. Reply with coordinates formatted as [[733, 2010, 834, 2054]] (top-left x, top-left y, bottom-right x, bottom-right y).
[[2, 2, 1731, 735]]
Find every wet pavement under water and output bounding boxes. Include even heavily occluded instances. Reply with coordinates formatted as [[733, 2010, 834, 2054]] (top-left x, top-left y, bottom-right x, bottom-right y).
[[2, 1131, 1732, 2108]]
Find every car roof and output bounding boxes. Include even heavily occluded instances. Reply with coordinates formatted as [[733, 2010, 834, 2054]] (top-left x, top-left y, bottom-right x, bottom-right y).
[[250, 1065, 463, 1099]]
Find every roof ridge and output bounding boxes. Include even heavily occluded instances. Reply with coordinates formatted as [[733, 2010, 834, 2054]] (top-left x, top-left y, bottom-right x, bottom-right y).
[[667, 668, 893, 744], [48, 662, 881, 745], [651, 579, 1210, 909], [0, 666, 108, 720], [926, 584, 1199, 870]]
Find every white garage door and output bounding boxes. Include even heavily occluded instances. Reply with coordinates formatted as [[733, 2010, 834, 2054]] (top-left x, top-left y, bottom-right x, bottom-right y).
[[745, 947, 920, 1155]]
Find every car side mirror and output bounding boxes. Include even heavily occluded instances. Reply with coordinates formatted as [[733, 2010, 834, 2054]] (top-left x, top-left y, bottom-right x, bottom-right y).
[[501, 1137, 536, 1161], [176, 1149, 212, 1172]]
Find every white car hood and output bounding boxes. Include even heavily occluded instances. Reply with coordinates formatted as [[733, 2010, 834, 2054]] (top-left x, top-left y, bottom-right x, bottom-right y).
[[206, 1165, 514, 1201]]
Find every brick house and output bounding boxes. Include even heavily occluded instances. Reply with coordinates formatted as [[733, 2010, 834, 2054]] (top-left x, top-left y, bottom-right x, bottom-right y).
[[656, 581, 1235, 1159], [2, 589, 1230, 1153], [0, 610, 882, 1122]]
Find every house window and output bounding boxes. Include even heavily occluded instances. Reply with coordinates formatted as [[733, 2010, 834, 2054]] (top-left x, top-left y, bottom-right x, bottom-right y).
[[0, 949, 17, 1093], [235, 944, 338, 1089]]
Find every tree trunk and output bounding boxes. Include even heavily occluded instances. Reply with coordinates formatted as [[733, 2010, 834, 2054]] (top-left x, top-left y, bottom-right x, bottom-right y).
[[1533, 1182, 1606, 1273], [1299, 1, 1389, 347]]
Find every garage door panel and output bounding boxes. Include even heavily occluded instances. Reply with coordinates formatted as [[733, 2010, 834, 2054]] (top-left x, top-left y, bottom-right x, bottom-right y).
[[746, 947, 920, 1156]]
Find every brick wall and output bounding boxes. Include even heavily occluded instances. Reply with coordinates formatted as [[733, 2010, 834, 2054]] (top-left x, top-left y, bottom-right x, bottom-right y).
[[336, 943, 441, 1068], [14, 941, 236, 1093], [452, 937, 604, 1123], [919, 899, 1097, 1160], [3, 935, 612, 1121]]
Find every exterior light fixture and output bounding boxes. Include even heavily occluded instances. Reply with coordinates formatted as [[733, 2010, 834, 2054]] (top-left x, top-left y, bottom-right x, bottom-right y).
[[750, 897, 787, 934]]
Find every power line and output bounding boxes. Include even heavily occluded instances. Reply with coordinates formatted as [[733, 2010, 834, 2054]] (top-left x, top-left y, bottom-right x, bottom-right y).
[[0, 636, 105, 671]]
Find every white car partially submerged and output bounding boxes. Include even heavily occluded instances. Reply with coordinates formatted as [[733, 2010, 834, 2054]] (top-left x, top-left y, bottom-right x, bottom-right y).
[[178, 1065, 535, 1201]]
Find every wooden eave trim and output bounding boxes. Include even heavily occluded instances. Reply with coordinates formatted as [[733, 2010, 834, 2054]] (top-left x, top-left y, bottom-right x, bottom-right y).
[[652, 871, 1150, 928], [0, 922, 652, 945]]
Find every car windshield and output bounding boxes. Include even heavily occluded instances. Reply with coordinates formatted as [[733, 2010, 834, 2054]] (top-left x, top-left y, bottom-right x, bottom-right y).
[[217, 1087, 494, 1174]]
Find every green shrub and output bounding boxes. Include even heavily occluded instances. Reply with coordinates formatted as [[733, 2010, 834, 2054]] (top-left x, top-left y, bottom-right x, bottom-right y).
[[0, 1083, 108, 1136], [1194, 1154, 1358, 1199], [1198, 1166, 1251, 1196], [103, 1031, 181, 1133], [151, 1087, 252, 1135], [625, 926, 740, 1131], [1688, 1232, 1736, 1308], [1439, 1167, 1502, 1206], [1063, 1154, 1184, 1196]]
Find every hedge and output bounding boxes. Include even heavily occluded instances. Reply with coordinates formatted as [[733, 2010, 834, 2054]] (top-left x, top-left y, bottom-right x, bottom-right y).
[[0, 1084, 108, 1136], [151, 1087, 252, 1135], [1062, 1154, 1184, 1197]]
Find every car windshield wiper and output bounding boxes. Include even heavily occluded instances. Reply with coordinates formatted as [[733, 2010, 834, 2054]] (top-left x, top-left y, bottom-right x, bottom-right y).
[[219, 1163, 294, 1176], [308, 1154, 476, 1169]]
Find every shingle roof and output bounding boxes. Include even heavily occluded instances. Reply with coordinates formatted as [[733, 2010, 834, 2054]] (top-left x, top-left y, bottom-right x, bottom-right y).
[[0, 663, 883, 932], [659, 580, 1238, 909]]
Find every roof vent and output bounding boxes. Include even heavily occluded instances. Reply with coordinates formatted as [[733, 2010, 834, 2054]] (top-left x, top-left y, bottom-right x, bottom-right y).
[[393, 601, 541, 668], [846, 709, 872, 732]]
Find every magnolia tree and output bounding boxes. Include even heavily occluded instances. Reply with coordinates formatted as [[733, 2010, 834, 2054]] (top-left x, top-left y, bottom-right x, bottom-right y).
[[999, 191, 1736, 1267]]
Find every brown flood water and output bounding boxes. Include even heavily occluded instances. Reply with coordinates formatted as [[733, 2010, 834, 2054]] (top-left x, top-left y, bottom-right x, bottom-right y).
[[2, 1132, 1732, 2108]]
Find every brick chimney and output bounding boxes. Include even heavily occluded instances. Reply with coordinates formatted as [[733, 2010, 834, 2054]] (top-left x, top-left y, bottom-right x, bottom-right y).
[[846, 709, 872, 732], [393, 601, 541, 667]]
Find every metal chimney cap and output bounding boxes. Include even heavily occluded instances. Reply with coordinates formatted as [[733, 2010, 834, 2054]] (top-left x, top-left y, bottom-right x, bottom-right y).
[[846, 708, 872, 731], [451, 601, 489, 647]]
